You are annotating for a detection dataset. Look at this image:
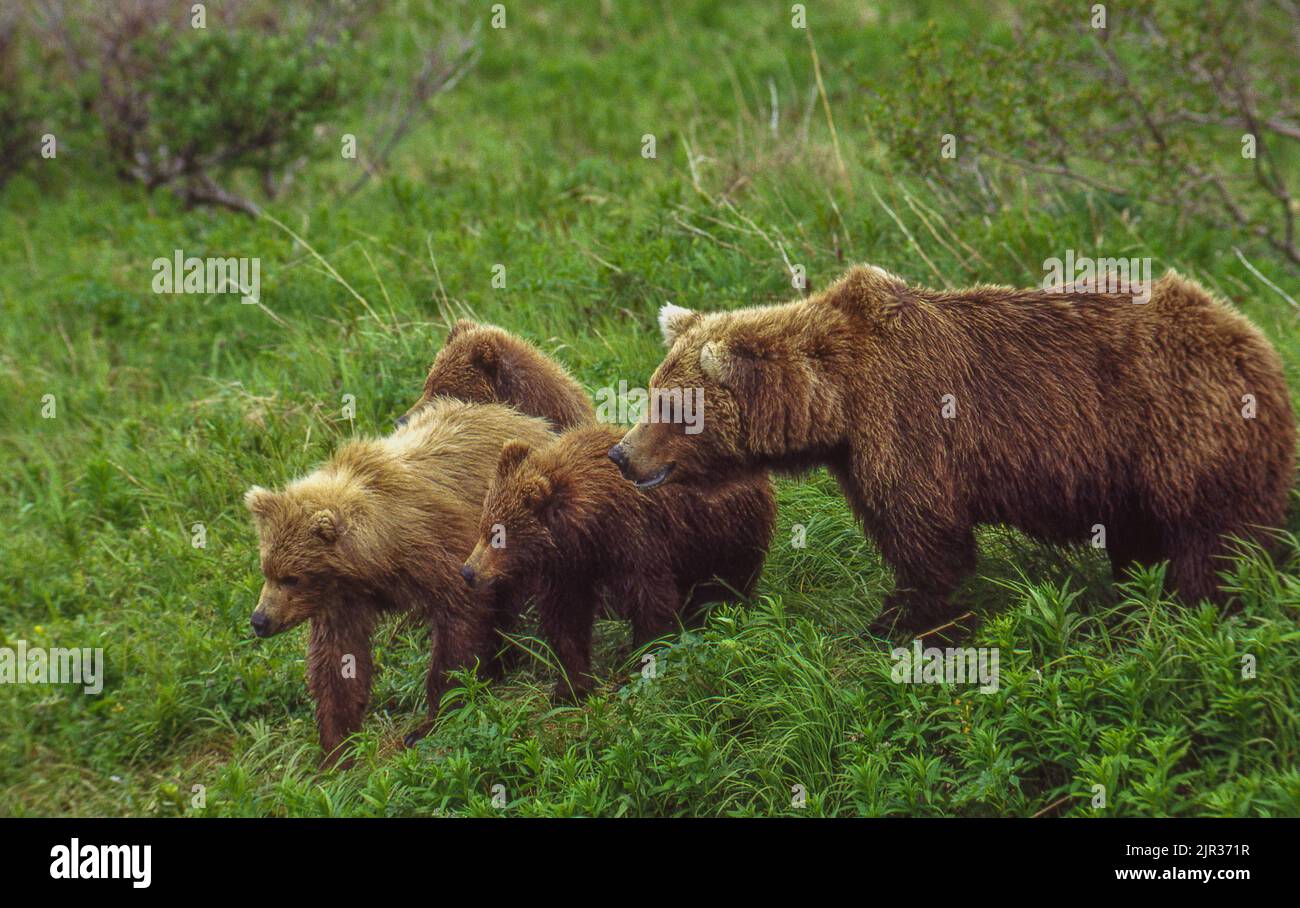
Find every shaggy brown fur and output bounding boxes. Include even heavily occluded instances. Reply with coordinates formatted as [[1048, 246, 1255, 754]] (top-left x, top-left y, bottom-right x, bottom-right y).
[[614, 266, 1295, 634], [461, 425, 776, 699], [398, 320, 595, 430], [246, 398, 555, 765]]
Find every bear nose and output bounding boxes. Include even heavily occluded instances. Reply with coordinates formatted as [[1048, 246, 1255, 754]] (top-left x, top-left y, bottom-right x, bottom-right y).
[[460, 564, 476, 587], [394, 414, 409, 429], [608, 444, 629, 473], [250, 612, 271, 636]]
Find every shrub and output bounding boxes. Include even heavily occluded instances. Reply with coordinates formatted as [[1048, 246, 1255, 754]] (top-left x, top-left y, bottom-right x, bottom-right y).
[[0, 10, 44, 188], [869, 0, 1300, 266], [28, 0, 479, 214], [130, 24, 346, 212], [25, 0, 358, 213], [68, 0, 351, 214]]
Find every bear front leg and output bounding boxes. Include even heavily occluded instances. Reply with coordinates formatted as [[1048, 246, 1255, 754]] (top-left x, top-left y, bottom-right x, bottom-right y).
[[405, 592, 498, 747], [868, 520, 976, 639], [306, 614, 375, 769], [537, 583, 598, 702], [1105, 512, 1165, 583], [487, 582, 527, 676], [620, 575, 681, 650]]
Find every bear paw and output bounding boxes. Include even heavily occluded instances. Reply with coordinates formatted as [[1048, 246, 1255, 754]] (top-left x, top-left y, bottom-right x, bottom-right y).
[[403, 720, 434, 748]]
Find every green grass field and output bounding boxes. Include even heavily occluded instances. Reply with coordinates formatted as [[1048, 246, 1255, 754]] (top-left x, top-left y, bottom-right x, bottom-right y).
[[2, 0, 1298, 817]]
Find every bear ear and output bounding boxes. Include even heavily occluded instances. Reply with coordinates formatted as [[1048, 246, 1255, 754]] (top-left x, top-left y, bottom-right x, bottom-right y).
[[469, 339, 499, 378], [447, 319, 477, 343], [497, 440, 531, 477], [700, 339, 762, 392], [244, 485, 278, 519], [862, 263, 904, 284], [698, 340, 731, 384], [310, 508, 341, 544], [658, 303, 699, 347], [517, 473, 553, 509]]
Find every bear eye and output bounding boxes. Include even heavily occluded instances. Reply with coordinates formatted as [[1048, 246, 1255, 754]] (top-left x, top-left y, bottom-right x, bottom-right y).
[[280, 575, 302, 587]]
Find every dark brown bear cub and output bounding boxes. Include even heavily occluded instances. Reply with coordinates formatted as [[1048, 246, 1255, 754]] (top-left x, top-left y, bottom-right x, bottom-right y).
[[461, 425, 776, 699], [399, 319, 595, 430], [614, 266, 1296, 635]]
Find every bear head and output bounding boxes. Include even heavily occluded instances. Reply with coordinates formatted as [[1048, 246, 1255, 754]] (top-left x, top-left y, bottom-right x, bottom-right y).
[[397, 320, 506, 426], [461, 440, 573, 588], [609, 303, 754, 489], [612, 269, 902, 489], [244, 476, 375, 637]]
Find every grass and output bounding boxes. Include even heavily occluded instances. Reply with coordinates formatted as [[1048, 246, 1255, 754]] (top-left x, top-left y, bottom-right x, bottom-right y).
[[1, 0, 1298, 817]]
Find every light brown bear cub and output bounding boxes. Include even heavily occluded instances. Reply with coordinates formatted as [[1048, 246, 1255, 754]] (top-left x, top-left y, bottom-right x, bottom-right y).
[[612, 266, 1295, 635], [461, 425, 776, 699], [398, 319, 595, 431], [246, 398, 554, 765]]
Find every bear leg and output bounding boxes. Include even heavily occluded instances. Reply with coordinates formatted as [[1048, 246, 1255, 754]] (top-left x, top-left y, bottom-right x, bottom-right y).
[[405, 601, 499, 747], [405, 633, 481, 747], [538, 587, 598, 702], [307, 614, 375, 769], [680, 544, 765, 627], [486, 584, 526, 675], [869, 521, 977, 638], [624, 576, 681, 649], [1106, 513, 1164, 583], [1165, 529, 1228, 607]]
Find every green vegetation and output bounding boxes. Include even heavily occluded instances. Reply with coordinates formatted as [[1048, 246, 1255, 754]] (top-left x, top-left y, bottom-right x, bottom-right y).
[[1, 0, 1297, 816]]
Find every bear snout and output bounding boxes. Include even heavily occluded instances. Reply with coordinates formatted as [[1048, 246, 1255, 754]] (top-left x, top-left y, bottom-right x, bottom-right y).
[[607, 443, 629, 474], [394, 414, 409, 429], [250, 610, 272, 637], [460, 564, 476, 587]]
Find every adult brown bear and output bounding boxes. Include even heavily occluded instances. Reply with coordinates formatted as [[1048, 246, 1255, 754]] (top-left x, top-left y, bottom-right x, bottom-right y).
[[611, 265, 1295, 635]]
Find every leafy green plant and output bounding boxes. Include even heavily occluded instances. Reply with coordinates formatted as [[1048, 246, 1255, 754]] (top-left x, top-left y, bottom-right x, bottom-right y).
[[869, 0, 1300, 266], [139, 28, 344, 207], [0, 11, 46, 187], [88, 11, 350, 215]]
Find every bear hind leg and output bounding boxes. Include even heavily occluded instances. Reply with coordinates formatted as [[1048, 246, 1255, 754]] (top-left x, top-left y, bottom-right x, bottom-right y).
[[869, 521, 977, 639], [1164, 528, 1229, 607], [1106, 512, 1164, 583]]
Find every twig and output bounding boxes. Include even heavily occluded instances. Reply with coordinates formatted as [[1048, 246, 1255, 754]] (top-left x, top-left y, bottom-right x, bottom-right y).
[[1233, 247, 1300, 310], [345, 30, 481, 197], [806, 28, 848, 183], [916, 611, 976, 640], [260, 211, 389, 332], [1031, 792, 1075, 819], [186, 175, 262, 217]]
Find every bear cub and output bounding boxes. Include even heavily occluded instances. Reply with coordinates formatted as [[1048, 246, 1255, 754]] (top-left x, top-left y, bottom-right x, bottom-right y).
[[246, 398, 555, 765], [399, 319, 595, 431], [461, 424, 776, 699]]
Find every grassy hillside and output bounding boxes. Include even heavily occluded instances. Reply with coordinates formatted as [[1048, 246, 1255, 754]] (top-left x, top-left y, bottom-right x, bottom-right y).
[[2, 0, 1297, 816]]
